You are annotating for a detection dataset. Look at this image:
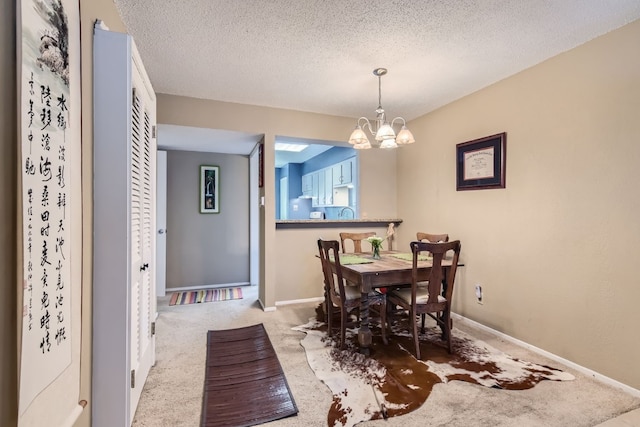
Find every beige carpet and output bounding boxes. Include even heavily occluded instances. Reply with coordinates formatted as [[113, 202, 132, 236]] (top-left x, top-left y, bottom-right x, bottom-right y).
[[132, 286, 640, 427]]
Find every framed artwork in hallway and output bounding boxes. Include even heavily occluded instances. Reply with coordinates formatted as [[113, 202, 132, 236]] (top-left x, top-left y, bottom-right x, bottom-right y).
[[200, 165, 220, 213]]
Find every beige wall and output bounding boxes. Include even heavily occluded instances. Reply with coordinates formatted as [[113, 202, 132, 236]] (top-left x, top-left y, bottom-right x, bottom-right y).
[[157, 95, 399, 307], [396, 19, 640, 390], [274, 224, 397, 303]]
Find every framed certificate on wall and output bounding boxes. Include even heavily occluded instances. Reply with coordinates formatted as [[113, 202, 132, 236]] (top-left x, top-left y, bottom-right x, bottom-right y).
[[456, 133, 506, 191]]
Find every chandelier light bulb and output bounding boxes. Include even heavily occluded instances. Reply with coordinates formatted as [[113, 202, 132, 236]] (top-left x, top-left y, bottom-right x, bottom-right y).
[[379, 139, 398, 149], [375, 123, 396, 141], [395, 126, 416, 145], [348, 125, 370, 146]]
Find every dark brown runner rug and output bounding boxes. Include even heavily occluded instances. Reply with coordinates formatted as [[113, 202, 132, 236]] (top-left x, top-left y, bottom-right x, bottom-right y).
[[201, 324, 298, 427]]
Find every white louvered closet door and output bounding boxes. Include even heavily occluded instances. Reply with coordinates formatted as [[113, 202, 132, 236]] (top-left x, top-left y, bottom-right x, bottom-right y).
[[93, 26, 158, 426], [129, 53, 156, 421]]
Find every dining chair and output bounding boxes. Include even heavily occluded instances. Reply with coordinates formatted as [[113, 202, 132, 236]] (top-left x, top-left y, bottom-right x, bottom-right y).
[[416, 232, 449, 243], [412, 233, 450, 288], [317, 238, 388, 349], [387, 240, 461, 359], [339, 231, 376, 253]]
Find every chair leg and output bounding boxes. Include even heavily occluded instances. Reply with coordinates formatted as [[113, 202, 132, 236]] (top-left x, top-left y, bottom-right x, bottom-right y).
[[420, 313, 426, 333], [324, 290, 329, 324], [340, 307, 347, 350], [411, 310, 421, 360], [387, 301, 399, 330], [327, 301, 333, 338], [380, 301, 388, 345], [443, 310, 452, 353]]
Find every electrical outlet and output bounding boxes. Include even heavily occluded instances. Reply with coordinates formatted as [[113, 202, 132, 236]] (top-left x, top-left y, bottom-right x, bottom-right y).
[[475, 284, 483, 304]]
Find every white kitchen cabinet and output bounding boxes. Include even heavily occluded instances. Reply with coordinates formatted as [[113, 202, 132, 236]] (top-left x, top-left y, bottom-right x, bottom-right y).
[[307, 157, 356, 207], [310, 168, 335, 206], [302, 173, 313, 197], [333, 187, 349, 206], [311, 171, 320, 207], [333, 157, 354, 186], [318, 170, 326, 205], [324, 168, 333, 205]]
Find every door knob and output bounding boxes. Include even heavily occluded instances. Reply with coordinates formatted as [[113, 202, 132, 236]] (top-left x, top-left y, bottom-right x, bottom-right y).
[[158, 229, 167, 234]]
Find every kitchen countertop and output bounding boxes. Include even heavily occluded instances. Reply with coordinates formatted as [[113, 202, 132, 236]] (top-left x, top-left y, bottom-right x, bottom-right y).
[[275, 219, 402, 229]]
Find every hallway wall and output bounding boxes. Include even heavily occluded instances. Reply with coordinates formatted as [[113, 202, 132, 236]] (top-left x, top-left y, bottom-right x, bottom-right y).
[[165, 150, 250, 289]]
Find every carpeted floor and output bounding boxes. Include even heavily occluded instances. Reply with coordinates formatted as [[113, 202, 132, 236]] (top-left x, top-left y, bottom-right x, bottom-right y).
[[132, 286, 640, 427]]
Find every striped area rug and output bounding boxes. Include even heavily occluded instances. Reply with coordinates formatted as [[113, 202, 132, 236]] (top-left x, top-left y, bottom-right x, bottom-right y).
[[169, 288, 243, 306]]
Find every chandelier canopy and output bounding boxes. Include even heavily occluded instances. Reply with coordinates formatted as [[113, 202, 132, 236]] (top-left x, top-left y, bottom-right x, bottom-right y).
[[348, 68, 415, 150]]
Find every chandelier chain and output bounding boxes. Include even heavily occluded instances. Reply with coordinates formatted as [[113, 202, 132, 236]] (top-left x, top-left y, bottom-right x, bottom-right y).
[[378, 74, 382, 109]]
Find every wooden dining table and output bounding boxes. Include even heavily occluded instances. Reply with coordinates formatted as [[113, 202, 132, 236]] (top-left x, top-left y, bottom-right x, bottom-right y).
[[332, 251, 457, 355]]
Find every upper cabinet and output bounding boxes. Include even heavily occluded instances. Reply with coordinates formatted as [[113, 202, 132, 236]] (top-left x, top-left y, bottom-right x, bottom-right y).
[[305, 156, 356, 207], [311, 169, 335, 207], [333, 157, 354, 186], [302, 173, 313, 197]]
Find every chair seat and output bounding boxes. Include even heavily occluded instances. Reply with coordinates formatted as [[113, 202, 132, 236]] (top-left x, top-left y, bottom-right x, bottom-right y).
[[389, 287, 446, 305], [336, 284, 385, 302]]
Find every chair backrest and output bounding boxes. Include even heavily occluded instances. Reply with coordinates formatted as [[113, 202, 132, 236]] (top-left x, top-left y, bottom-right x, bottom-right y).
[[416, 232, 450, 243], [317, 239, 348, 304], [410, 240, 461, 306], [416, 232, 450, 257], [339, 231, 376, 253]]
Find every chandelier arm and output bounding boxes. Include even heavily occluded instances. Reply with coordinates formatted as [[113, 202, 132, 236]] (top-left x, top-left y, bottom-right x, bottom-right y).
[[390, 117, 407, 128], [357, 117, 374, 135]]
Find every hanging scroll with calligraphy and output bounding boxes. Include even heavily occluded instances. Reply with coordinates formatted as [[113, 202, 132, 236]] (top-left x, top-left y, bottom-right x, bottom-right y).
[[18, 0, 81, 420]]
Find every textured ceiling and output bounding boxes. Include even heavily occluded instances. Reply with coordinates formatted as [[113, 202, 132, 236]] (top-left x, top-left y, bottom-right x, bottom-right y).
[[113, 0, 640, 123]]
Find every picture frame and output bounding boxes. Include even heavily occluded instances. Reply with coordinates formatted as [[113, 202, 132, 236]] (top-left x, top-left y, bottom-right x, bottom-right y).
[[456, 132, 506, 191], [200, 165, 220, 213]]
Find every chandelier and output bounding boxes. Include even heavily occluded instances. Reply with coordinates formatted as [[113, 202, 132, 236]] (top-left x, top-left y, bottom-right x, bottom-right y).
[[348, 68, 416, 150]]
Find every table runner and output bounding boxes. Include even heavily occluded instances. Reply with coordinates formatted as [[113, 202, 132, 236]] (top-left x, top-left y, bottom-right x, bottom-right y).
[[388, 253, 432, 262], [331, 254, 373, 265]]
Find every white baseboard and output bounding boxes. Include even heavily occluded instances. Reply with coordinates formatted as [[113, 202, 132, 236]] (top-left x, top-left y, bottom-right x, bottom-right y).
[[258, 298, 276, 312], [452, 313, 640, 398], [276, 296, 325, 307], [167, 282, 250, 293]]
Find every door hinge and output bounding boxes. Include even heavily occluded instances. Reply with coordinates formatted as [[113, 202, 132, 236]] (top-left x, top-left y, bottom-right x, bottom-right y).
[[131, 369, 136, 388], [151, 322, 156, 335], [152, 125, 156, 138]]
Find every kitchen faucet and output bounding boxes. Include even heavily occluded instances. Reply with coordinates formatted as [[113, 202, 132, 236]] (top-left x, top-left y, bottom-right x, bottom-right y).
[[339, 206, 355, 219]]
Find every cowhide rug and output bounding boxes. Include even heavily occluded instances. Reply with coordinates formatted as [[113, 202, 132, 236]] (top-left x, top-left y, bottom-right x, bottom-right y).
[[293, 308, 574, 427]]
